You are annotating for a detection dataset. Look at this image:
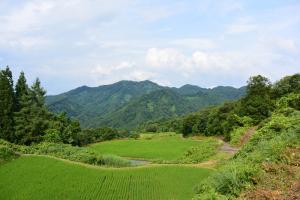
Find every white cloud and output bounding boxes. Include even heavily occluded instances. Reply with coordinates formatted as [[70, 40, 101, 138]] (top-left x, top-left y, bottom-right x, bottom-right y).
[[128, 70, 156, 81], [0, 35, 52, 50], [145, 47, 291, 78], [0, 0, 132, 50], [91, 61, 135, 76], [146, 48, 186, 67], [139, 2, 186, 22], [1, 0, 299, 93], [0, 1, 54, 33], [171, 38, 216, 49], [198, 0, 244, 14], [90, 61, 156, 85], [226, 17, 257, 34], [267, 38, 298, 53]]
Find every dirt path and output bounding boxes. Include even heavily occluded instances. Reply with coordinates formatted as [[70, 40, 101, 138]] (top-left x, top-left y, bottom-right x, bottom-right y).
[[219, 142, 240, 154], [239, 126, 257, 146], [219, 126, 257, 154]]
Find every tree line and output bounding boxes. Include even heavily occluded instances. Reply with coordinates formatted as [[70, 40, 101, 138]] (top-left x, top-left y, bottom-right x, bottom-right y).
[[0, 66, 129, 146], [139, 74, 300, 140]]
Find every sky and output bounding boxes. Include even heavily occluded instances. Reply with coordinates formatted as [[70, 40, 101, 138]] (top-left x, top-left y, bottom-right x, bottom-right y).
[[0, 0, 299, 94]]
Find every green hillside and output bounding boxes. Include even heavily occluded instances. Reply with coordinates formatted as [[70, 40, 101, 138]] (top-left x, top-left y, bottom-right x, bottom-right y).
[[46, 81, 245, 129]]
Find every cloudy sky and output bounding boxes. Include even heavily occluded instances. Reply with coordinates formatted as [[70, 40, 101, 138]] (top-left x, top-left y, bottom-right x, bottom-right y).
[[0, 0, 299, 94]]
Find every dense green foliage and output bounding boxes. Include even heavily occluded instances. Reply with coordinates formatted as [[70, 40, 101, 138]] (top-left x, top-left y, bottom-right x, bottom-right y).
[[194, 86, 300, 199], [0, 156, 212, 200], [0, 67, 15, 142], [0, 67, 129, 146], [142, 74, 299, 142], [0, 67, 80, 145], [46, 80, 245, 129]]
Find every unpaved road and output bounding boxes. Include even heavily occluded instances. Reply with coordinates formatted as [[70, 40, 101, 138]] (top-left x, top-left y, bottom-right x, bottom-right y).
[[220, 126, 257, 154]]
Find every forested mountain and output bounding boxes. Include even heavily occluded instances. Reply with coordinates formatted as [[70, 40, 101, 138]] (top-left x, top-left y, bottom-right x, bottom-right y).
[[46, 81, 246, 129]]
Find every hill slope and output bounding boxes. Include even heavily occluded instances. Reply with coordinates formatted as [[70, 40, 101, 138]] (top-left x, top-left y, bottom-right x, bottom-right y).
[[46, 81, 245, 129]]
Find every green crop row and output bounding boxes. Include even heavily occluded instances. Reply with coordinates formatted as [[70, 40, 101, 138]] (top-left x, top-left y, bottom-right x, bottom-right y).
[[0, 156, 212, 200]]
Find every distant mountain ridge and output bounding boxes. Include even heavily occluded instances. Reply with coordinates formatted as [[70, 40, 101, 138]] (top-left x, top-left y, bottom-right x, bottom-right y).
[[46, 80, 246, 129]]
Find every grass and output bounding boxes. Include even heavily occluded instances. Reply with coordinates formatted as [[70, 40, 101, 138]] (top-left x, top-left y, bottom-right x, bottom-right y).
[[194, 109, 300, 199], [0, 140, 131, 168], [89, 133, 214, 161], [0, 156, 212, 200], [230, 126, 249, 146]]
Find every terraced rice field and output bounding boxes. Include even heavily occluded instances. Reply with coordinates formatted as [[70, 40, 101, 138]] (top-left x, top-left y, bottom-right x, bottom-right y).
[[89, 134, 206, 161], [0, 156, 212, 200]]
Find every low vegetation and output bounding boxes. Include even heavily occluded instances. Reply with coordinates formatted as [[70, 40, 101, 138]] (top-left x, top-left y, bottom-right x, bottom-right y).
[[229, 126, 250, 146], [0, 140, 131, 168], [0, 156, 212, 200], [89, 133, 219, 163], [194, 94, 300, 199], [1, 66, 299, 199], [179, 138, 221, 163], [0, 145, 17, 164]]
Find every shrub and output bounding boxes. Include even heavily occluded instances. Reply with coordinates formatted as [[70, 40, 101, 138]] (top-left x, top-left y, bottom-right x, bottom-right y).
[[101, 155, 132, 167], [43, 129, 62, 143], [195, 109, 300, 199], [129, 133, 140, 140], [30, 142, 131, 167], [195, 162, 259, 198], [179, 138, 219, 163], [0, 146, 17, 163], [0, 140, 131, 167]]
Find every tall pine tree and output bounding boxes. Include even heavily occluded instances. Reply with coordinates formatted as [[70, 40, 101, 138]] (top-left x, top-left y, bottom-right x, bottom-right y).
[[29, 78, 50, 142], [15, 72, 28, 112], [0, 66, 15, 142], [14, 78, 50, 144]]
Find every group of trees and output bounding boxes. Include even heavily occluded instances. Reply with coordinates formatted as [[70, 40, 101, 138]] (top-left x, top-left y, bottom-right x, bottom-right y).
[[140, 74, 300, 140], [2, 65, 298, 144], [0, 66, 79, 145], [0, 66, 128, 146]]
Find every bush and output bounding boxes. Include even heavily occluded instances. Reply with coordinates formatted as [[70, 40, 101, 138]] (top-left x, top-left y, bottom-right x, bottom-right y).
[[43, 129, 62, 143], [30, 142, 131, 167], [0, 146, 17, 163], [195, 109, 300, 199], [0, 140, 131, 167], [195, 162, 259, 199], [101, 155, 132, 167], [129, 133, 140, 139], [179, 138, 219, 163]]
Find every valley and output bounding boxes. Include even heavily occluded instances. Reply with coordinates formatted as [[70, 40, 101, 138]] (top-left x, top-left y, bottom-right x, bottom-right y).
[[1, 67, 299, 200]]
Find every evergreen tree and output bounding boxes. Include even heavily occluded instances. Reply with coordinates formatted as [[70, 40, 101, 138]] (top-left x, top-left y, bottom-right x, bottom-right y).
[[29, 78, 49, 142], [14, 78, 50, 144], [15, 72, 28, 112], [0, 66, 15, 142], [14, 89, 33, 144]]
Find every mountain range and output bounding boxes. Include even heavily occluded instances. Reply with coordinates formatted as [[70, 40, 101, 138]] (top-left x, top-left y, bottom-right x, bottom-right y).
[[46, 80, 246, 129]]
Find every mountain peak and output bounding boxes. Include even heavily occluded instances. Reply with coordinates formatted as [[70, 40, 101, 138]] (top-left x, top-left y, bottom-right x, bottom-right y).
[[46, 80, 246, 129]]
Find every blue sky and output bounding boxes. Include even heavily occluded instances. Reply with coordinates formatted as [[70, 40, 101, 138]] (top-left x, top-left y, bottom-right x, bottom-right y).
[[0, 0, 299, 94]]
